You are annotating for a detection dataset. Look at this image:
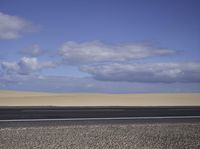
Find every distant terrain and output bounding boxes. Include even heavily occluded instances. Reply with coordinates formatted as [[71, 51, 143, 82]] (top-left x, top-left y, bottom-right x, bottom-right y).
[[0, 90, 200, 106]]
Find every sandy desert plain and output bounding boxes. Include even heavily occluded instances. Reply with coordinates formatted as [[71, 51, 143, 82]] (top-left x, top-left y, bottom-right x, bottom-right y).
[[0, 90, 200, 106]]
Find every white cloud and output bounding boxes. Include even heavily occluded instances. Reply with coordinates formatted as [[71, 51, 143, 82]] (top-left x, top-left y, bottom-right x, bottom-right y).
[[0, 57, 55, 76], [18, 57, 55, 75], [0, 61, 19, 74], [60, 41, 175, 64], [0, 12, 35, 39], [21, 44, 44, 57], [81, 62, 200, 83]]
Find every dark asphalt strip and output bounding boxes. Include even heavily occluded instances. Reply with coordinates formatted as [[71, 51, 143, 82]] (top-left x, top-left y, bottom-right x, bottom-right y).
[[0, 106, 200, 120]]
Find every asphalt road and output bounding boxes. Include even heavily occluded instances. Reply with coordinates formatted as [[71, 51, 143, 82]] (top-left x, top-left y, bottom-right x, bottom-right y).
[[0, 106, 200, 121]]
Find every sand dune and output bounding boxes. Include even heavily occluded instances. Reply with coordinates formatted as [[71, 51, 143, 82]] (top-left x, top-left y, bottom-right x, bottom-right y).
[[0, 90, 200, 106]]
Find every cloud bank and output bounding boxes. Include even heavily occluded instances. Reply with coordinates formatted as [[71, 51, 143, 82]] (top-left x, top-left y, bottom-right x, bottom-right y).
[[0, 12, 35, 39], [81, 62, 200, 83], [0, 57, 55, 76], [1, 40, 198, 85], [60, 41, 175, 64], [21, 44, 44, 57], [59, 40, 200, 84], [1, 76, 200, 93]]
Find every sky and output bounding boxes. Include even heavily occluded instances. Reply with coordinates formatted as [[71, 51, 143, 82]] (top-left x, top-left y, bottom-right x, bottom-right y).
[[0, 0, 200, 93]]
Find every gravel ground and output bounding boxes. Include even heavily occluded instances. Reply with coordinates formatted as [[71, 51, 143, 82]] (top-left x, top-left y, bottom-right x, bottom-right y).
[[0, 120, 200, 149]]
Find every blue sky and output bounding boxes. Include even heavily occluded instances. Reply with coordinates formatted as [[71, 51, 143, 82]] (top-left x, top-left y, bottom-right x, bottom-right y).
[[0, 0, 200, 93]]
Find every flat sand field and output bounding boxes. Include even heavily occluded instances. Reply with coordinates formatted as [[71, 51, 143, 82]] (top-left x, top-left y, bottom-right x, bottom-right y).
[[0, 90, 200, 106]]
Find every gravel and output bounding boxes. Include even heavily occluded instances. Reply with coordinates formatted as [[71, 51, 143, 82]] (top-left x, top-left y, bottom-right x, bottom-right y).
[[0, 120, 200, 149]]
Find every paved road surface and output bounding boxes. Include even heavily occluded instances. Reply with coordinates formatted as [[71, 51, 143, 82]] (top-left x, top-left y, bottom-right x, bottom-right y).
[[1, 106, 200, 120]]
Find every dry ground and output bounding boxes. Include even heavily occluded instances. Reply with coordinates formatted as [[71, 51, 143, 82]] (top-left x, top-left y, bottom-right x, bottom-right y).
[[0, 90, 200, 106], [0, 121, 200, 149]]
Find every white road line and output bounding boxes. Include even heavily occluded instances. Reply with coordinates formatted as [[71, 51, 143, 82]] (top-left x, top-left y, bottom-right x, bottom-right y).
[[0, 116, 200, 122]]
